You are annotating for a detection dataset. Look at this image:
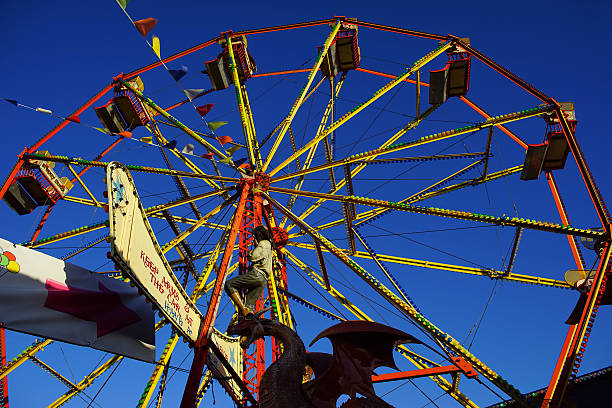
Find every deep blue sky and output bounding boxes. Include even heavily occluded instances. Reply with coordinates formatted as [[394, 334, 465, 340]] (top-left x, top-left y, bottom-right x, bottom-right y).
[[1, 1, 612, 407]]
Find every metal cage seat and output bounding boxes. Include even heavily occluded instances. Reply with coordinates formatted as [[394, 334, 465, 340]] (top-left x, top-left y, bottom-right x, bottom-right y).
[[319, 23, 360, 78], [94, 76, 151, 134], [4, 151, 73, 215], [521, 103, 577, 180], [204, 35, 256, 91], [429, 38, 472, 105]]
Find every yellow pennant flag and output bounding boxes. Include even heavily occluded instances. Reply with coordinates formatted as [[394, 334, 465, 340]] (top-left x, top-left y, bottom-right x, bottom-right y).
[[93, 127, 109, 134], [226, 145, 241, 156], [140, 136, 153, 144], [152, 36, 161, 59]]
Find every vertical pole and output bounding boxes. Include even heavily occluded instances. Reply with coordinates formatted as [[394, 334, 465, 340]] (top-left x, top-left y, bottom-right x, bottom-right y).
[[481, 127, 493, 180], [180, 183, 250, 408], [239, 193, 266, 402], [0, 326, 7, 408], [542, 241, 611, 407], [416, 70, 421, 120]]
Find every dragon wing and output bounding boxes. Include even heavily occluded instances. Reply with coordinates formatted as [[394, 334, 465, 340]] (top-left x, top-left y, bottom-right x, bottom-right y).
[[304, 321, 420, 407]]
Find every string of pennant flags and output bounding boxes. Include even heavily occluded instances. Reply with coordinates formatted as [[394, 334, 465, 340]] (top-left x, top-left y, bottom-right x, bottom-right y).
[[1, 97, 248, 168], [2, 98, 131, 138], [2, 0, 253, 171], [114, 0, 246, 169]]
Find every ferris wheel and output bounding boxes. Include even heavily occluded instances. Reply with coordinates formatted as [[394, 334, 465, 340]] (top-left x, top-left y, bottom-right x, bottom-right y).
[[0, 15, 610, 408]]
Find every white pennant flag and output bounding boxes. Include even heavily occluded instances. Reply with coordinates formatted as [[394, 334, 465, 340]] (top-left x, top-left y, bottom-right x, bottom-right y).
[[183, 89, 204, 101], [181, 143, 195, 155]]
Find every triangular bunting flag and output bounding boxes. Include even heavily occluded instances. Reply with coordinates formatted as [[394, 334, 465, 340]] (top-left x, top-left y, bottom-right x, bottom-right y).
[[134, 18, 157, 37], [201, 153, 214, 160], [118, 131, 132, 138], [152, 36, 161, 59], [140, 136, 153, 144], [3, 99, 18, 106], [94, 127, 109, 134], [233, 158, 247, 167], [219, 157, 233, 164], [226, 145, 241, 156], [181, 144, 194, 155], [216, 136, 233, 146], [168, 66, 188, 82], [195, 104, 214, 117], [35, 107, 52, 115], [163, 140, 177, 149], [66, 114, 80, 123], [117, 0, 130, 9], [208, 121, 228, 132], [183, 89, 204, 101]]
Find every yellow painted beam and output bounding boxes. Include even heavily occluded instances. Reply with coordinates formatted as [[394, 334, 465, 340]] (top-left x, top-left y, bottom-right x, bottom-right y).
[[298, 165, 522, 235], [28, 188, 231, 249], [136, 335, 179, 408], [273, 105, 553, 184], [262, 20, 342, 171], [226, 35, 261, 167], [269, 41, 453, 177], [30, 355, 78, 390], [351, 159, 485, 227], [26, 222, 106, 249], [287, 241, 572, 289], [25, 153, 238, 185], [269, 186, 603, 240], [280, 73, 346, 228], [195, 371, 213, 407], [48, 355, 123, 407], [241, 84, 262, 167], [283, 103, 440, 233], [0, 339, 52, 380], [161, 193, 238, 254], [67, 165, 100, 207]]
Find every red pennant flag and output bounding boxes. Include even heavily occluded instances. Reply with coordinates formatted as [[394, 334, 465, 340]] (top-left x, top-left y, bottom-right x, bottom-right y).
[[201, 153, 214, 160], [66, 114, 80, 123], [195, 104, 214, 117], [216, 135, 232, 146], [134, 18, 157, 37], [118, 131, 132, 138]]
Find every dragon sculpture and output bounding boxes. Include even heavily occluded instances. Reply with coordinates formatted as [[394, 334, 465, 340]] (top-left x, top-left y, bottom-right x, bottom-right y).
[[228, 312, 421, 408]]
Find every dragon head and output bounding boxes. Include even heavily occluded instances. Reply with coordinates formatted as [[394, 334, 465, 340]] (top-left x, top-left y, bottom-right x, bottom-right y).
[[226, 308, 270, 349]]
